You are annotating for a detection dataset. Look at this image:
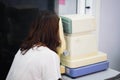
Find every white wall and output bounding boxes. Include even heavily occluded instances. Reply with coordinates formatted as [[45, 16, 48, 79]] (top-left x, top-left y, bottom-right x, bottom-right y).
[[59, 0, 77, 15], [99, 0, 120, 71]]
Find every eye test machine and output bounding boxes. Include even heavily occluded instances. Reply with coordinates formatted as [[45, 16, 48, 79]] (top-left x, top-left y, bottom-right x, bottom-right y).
[[59, 14, 120, 80]]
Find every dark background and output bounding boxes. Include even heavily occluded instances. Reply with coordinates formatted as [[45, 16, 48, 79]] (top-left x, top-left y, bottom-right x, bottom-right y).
[[0, 0, 58, 79]]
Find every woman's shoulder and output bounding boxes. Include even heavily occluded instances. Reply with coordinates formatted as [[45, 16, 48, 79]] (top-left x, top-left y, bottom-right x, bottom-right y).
[[31, 46, 59, 59], [30, 46, 60, 65]]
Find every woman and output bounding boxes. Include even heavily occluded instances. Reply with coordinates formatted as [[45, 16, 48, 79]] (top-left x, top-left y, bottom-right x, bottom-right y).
[[6, 10, 62, 80]]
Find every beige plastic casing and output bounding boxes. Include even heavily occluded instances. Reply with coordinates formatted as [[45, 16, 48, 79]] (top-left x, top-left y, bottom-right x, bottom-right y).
[[62, 33, 98, 60], [61, 52, 107, 68], [61, 14, 96, 33]]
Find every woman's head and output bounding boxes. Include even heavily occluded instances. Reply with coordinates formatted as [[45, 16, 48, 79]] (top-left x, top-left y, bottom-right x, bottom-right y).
[[20, 10, 60, 54]]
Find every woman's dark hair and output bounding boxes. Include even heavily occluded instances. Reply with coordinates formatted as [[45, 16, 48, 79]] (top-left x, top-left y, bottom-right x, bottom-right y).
[[20, 10, 60, 54]]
